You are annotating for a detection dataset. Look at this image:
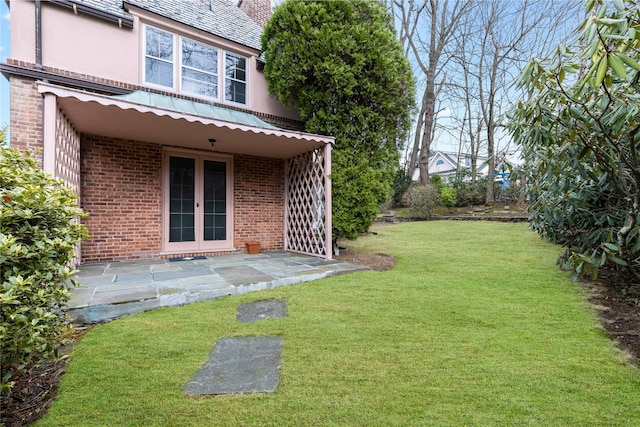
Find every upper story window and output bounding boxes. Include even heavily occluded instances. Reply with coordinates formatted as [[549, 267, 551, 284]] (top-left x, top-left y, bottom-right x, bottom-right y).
[[145, 26, 174, 88], [143, 25, 247, 105], [182, 38, 219, 98], [225, 52, 246, 104], [436, 159, 444, 166]]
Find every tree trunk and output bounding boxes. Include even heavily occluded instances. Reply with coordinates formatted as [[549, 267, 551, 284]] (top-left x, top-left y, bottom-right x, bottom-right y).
[[408, 91, 428, 175]]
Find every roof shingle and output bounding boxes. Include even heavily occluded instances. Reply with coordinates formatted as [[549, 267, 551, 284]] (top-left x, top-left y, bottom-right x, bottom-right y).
[[74, 0, 263, 51]]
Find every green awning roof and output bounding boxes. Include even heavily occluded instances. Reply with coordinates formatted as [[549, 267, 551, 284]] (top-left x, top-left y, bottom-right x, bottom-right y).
[[115, 91, 278, 130]]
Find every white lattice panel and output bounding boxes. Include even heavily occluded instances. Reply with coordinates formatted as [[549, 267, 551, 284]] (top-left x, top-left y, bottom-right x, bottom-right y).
[[286, 148, 328, 257], [54, 108, 81, 194], [55, 107, 82, 265]]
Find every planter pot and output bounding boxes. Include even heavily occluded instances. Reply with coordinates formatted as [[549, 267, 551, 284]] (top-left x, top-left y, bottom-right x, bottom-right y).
[[246, 242, 261, 255]]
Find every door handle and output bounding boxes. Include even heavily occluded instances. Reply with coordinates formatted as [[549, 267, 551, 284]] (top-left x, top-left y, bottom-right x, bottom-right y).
[[196, 203, 200, 208]]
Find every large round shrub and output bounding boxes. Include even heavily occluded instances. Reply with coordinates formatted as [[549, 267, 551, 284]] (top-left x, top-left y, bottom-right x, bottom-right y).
[[403, 184, 440, 219], [0, 143, 88, 395]]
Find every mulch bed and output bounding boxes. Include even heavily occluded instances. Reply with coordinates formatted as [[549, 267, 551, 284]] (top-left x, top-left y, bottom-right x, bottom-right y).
[[335, 248, 396, 271], [0, 361, 67, 427], [582, 268, 640, 363], [1, 327, 91, 427]]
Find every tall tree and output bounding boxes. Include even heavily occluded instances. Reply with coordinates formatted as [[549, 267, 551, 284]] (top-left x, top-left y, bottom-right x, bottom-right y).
[[394, 0, 471, 184], [473, 0, 566, 204], [262, 0, 415, 245], [393, 0, 578, 195]]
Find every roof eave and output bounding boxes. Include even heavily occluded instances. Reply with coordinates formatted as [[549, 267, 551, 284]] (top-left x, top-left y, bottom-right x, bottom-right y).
[[48, 0, 134, 28]]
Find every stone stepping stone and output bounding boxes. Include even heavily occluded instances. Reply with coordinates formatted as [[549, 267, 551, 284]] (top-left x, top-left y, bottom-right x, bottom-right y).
[[184, 336, 282, 395], [236, 299, 287, 323]]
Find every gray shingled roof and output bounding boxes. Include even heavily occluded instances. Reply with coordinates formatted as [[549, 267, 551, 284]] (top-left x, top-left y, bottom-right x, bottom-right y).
[[75, 0, 263, 51]]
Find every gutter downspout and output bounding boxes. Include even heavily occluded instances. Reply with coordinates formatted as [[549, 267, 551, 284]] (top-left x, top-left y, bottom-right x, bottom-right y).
[[35, 0, 42, 69]]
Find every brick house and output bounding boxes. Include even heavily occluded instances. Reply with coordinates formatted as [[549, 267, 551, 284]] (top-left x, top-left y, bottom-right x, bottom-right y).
[[1, 0, 333, 263]]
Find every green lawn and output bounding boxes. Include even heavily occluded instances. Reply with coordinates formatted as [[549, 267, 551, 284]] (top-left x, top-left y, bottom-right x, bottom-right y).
[[38, 222, 640, 426]]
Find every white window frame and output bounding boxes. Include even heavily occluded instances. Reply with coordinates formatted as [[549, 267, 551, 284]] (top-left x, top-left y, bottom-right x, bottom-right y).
[[224, 51, 248, 105], [142, 25, 249, 106], [143, 25, 176, 90], [180, 36, 220, 100]]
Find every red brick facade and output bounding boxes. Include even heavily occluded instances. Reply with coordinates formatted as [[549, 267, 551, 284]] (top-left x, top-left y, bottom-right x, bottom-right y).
[[238, 0, 271, 28], [80, 136, 163, 262], [9, 75, 289, 263], [78, 135, 285, 263], [234, 155, 285, 251], [9, 76, 43, 159]]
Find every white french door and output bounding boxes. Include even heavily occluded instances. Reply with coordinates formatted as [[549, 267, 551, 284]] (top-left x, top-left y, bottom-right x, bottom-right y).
[[163, 150, 233, 253]]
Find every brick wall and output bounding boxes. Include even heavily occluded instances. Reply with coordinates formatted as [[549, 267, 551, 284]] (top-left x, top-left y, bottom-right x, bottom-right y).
[[238, 0, 271, 27], [79, 137, 285, 262], [234, 154, 285, 251], [80, 136, 163, 262], [9, 76, 43, 158], [7, 72, 289, 263]]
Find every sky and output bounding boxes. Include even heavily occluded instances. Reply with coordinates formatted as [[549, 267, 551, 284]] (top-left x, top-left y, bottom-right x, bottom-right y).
[[1, 0, 9, 132]]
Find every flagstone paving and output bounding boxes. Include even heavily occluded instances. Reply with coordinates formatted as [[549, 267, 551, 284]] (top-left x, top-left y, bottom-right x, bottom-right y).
[[66, 251, 367, 324], [184, 336, 283, 395], [236, 299, 287, 323]]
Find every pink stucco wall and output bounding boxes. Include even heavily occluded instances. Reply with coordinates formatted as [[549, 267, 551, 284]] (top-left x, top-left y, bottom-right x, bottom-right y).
[[41, 5, 139, 84], [8, 1, 300, 120]]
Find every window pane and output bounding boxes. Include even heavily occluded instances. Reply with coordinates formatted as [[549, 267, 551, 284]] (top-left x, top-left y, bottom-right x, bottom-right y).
[[214, 214, 226, 227], [225, 80, 246, 104], [146, 27, 173, 61], [182, 38, 218, 98], [169, 156, 195, 243], [182, 39, 217, 72], [146, 58, 173, 87], [224, 53, 247, 104], [225, 54, 246, 79], [145, 26, 174, 87], [215, 226, 226, 240], [182, 68, 217, 98], [204, 227, 214, 241], [203, 160, 226, 241]]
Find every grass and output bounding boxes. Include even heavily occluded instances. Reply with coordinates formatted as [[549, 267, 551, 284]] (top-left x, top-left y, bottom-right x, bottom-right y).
[[37, 222, 640, 426]]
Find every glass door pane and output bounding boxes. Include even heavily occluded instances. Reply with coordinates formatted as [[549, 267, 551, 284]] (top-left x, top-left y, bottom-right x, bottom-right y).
[[169, 156, 195, 242], [203, 160, 226, 241]]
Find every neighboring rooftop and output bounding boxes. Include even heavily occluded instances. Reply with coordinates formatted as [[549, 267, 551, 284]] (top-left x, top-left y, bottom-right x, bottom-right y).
[[71, 0, 263, 51]]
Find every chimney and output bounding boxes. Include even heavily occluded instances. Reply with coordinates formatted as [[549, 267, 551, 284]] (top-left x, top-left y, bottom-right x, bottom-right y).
[[238, 0, 271, 27]]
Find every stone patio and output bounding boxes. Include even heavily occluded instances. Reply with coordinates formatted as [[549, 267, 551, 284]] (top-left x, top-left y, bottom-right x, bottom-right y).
[[66, 251, 367, 324]]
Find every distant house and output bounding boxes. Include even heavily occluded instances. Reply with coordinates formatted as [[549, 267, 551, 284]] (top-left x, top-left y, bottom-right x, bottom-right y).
[[1, 0, 334, 263], [412, 151, 489, 181]]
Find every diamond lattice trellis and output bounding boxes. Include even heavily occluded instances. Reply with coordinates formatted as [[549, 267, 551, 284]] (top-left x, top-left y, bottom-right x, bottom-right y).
[[54, 108, 81, 195], [54, 107, 82, 264], [285, 148, 329, 257]]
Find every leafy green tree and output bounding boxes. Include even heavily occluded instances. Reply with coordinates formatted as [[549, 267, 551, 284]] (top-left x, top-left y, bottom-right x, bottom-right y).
[[508, 0, 640, 281], [261, 0, 415, 242], [0, 137, 89, 395]]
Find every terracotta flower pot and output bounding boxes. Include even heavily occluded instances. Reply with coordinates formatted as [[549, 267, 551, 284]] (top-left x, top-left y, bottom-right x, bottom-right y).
[[246, 242, 261, 255]]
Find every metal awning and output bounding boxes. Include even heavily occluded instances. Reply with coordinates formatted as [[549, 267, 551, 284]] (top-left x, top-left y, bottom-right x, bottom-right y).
[[115, 91, 278, 129], [37, 82, 333, 159]]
